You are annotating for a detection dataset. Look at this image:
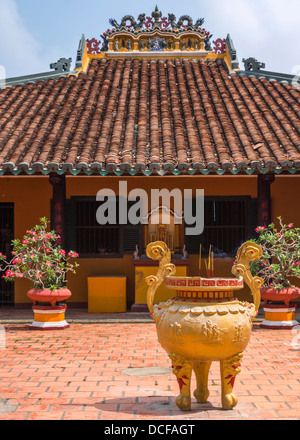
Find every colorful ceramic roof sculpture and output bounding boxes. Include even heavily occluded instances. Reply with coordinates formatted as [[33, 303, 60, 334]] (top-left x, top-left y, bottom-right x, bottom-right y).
[[0, 7, 299, 176]]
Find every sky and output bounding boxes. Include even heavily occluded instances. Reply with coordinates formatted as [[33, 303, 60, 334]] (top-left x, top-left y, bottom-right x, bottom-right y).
[[0, 0, 299, 78]]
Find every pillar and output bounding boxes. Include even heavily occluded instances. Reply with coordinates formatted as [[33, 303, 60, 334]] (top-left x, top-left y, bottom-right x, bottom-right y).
[[49, 173, 66, 250], [257, 174, 275, 227]]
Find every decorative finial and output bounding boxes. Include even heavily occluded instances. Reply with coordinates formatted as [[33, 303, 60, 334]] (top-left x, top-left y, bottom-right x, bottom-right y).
[[50, 58, 72, 73], [152, 5, 162, 27], [242, 57, 265, 72]]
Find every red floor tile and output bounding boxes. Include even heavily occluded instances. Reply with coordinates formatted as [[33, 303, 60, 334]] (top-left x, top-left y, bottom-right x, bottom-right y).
[[0, 322, 299, 420]]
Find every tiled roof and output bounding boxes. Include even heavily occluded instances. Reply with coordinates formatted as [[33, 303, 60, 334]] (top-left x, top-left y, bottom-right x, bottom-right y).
[[0, 58, 299, 176]]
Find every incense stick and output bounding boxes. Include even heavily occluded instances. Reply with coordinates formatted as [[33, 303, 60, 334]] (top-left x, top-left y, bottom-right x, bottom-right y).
[[199, 244, 202, 276]]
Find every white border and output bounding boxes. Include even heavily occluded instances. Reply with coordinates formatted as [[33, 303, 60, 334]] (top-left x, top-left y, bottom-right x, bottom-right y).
[[263, 307, 296, 313], [29, 320, 69, 328], [261, 320, 299, 327], [32, 309, 65, 315], [106, 50, 208, 58]]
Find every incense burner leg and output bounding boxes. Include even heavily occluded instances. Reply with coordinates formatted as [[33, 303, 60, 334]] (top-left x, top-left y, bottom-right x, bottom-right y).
[[169, 354, 193, 411], [193, 361, 212, 404], [220, 352, 243, 410]]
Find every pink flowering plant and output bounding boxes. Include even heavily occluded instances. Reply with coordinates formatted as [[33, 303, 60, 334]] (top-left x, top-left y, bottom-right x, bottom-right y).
[[250, 217, 300, 291], [0, 217, 79, 291]]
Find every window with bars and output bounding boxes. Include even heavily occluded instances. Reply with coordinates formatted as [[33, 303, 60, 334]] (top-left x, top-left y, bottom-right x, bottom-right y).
[[66, 197, 143, 258], [184, 197, 257, 257]]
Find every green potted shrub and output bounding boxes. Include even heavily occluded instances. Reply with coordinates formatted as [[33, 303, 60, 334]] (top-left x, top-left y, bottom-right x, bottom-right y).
[[0, 217, 79, 329], [251, 217, 300, 329]]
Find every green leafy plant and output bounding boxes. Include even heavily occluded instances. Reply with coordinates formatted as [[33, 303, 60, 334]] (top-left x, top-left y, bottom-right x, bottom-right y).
[[250, 217, 300, 291], [0, 217, 79, 291]]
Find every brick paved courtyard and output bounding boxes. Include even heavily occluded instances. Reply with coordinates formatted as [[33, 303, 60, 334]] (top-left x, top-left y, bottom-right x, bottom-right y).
[[0, 321, 299, 421]]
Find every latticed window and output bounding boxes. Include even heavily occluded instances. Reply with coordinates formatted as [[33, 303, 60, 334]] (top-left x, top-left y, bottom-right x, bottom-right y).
[[65, 197, 142, 258], [185, 197, 257, 257]]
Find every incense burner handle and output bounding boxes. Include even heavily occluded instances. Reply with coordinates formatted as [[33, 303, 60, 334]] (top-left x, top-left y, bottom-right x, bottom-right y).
[[232, 241, 264, 312], [145, 241, 176, 314]]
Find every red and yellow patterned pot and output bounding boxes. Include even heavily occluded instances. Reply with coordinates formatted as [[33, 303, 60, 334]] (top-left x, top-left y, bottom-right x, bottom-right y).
[[27, 288, 71, 307], [146, 241, 263, 411], [27, 288, 72, 330], [261, 286, 300, 306], [260, 286, 300, 329]]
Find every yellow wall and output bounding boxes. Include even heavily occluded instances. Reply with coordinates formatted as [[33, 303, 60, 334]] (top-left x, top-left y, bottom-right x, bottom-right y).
[[0, 176, 52, 304], [0, 174, 299, 307], [66, 175, 258, 198], [272, 176, 300, 225]]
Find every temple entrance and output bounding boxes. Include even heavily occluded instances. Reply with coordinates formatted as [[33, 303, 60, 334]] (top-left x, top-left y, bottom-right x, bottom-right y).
[[0, 203, 14, 307]]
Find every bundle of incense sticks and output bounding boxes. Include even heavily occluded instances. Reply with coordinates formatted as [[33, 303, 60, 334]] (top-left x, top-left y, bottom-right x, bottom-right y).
[[203, 245, 214, 278]]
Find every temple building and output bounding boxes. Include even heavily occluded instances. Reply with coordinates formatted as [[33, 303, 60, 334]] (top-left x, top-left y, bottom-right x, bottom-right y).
[[0, 8, 299, 311]]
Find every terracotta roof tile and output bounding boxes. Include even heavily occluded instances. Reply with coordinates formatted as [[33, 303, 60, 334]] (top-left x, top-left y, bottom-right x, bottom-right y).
[[0, 58, 299, 174]]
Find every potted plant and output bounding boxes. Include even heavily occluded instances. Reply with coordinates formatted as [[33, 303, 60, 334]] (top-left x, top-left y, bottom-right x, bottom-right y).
[[0, 217, 79, 329], [251, 217, 300, 329]]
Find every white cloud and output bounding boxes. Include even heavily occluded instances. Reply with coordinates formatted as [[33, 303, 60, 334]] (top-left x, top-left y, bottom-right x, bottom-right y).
[[0, 0, 47, 76], [265, 0, 300, 28], [198, 0, 300, 74], [0, 0, 299, 77], [203, 0, 268, 43]]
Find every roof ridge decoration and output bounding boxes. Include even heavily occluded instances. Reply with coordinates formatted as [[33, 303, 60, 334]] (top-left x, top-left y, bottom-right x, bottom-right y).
[[0, 57, 75, 88], [84, 7, 235, 68], [108, 8, 204, 32], [236, 57, 297, 85]]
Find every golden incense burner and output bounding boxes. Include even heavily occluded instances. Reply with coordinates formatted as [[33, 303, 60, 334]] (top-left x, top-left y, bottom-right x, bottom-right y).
[[146, 241, 263, 411]]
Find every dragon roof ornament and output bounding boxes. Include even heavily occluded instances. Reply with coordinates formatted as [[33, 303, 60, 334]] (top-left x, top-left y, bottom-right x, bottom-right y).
[[85, 7, 228, 55], [108, 7, 205, 32]]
